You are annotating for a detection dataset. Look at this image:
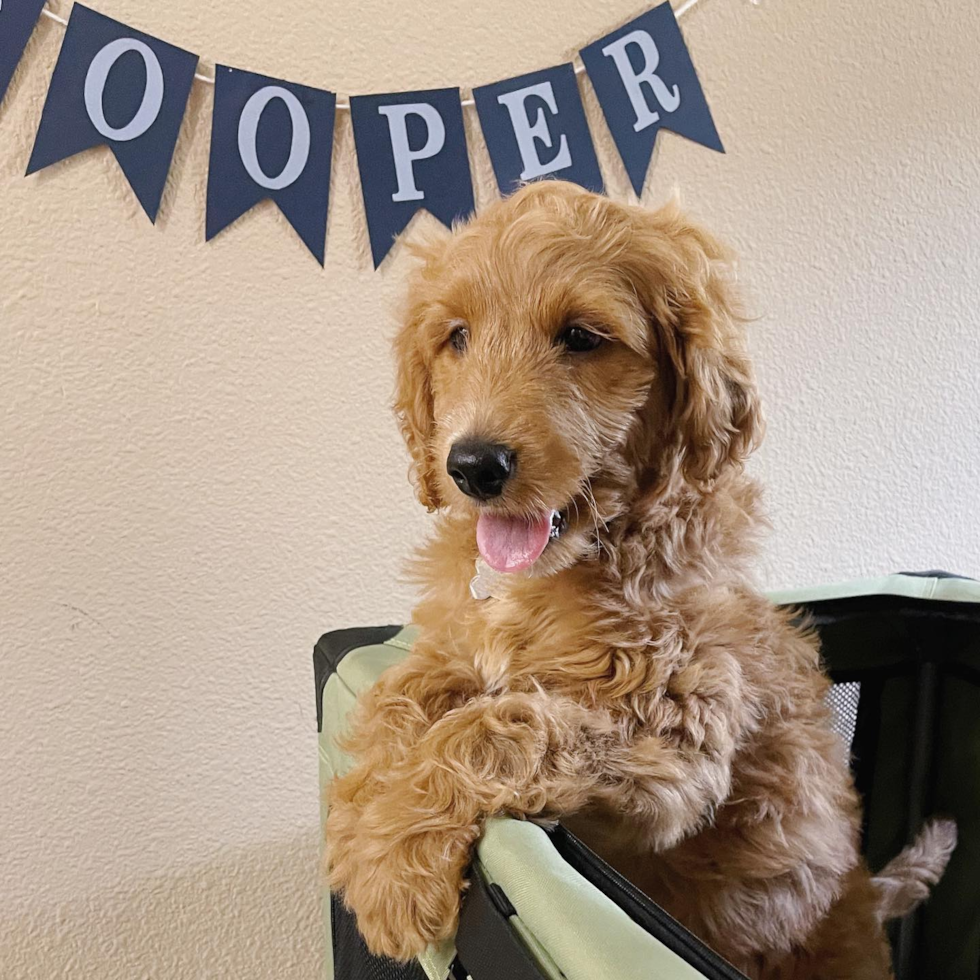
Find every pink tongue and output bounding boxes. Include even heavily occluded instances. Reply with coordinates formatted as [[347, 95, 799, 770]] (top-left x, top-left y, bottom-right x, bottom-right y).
[[477, 511, 553, 573]]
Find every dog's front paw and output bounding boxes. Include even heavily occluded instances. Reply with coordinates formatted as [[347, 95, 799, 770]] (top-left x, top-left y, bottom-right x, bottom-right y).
[[327, 769, 472, 962], [328, 825, 467, 961]]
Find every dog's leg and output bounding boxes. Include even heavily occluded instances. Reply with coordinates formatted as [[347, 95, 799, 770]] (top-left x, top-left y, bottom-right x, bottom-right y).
[[326, 645, 484, 894], [327, 689, 608, 960], [327, 688, 738, 961]]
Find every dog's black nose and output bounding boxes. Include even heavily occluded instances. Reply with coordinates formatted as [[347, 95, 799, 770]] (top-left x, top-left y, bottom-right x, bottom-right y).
[[447, 441, 516, 500]]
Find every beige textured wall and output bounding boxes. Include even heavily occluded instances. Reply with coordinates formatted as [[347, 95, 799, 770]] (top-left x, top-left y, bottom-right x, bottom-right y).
[[1, 0, 978, 976]]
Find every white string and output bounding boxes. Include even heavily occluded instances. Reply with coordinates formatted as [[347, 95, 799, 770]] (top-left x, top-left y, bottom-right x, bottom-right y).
[[674, 0, 703, 16], [40, 6, 67, 26], [39, 0, 708, 108]]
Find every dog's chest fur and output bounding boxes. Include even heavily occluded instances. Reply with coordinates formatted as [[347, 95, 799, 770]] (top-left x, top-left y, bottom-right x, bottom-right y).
[[410, 515, 862, 971]]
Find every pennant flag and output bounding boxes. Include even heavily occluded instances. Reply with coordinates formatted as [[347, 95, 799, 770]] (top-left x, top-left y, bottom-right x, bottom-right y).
[[206, 66, 336, 264], [580, 1, 723, 196], [0, 0, 46, 108], [473, 63, 603, 197], [26, 4, 197, 222], [350, 88, 473, 268]]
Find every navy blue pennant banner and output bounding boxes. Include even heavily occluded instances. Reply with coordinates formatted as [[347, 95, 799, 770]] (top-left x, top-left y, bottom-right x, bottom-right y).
[[350, 88, 474, 268], [472, 63, 603, 197], [206, 66, 336, 264], [26, 4, 197, 222], [580, 1, 723, 196], [0, 0, 46, 108]]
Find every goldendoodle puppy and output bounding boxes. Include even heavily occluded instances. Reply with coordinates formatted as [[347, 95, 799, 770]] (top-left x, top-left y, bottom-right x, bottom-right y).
[[326, 181, 954, 978]]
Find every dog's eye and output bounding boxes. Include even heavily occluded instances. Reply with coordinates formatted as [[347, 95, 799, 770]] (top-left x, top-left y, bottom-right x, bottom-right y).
[[557, 324, 604, 353], [448, 324, 469, 354]]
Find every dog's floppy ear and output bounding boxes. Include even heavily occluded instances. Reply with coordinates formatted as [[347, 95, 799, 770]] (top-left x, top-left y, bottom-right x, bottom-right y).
[[392, 237, 451, 512], [393, 305, 441, 511], [626, 201, 764, 488]]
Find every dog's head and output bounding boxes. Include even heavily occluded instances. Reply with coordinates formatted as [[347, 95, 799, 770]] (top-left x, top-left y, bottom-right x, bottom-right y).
[[394, 181, 762, 576]]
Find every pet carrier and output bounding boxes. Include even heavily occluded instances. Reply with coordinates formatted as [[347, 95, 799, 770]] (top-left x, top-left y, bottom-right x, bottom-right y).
[[316, 571, 980, 980]]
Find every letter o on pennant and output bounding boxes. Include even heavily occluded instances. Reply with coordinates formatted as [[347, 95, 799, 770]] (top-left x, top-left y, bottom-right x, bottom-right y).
[[84, 38, 166, 142], [237, 86, 311, 191]]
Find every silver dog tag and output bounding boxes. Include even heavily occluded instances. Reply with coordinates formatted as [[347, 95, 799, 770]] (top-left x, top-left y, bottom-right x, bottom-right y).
[[469, 558, 503, 601]]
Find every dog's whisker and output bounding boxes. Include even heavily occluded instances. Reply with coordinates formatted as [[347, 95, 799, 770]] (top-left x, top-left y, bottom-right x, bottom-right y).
[[587, 483, 608, 557], [579, 477, 606, 560]]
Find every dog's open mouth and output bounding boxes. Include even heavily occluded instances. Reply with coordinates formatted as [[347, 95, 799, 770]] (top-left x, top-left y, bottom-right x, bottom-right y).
[[476, 508, 567, 573]]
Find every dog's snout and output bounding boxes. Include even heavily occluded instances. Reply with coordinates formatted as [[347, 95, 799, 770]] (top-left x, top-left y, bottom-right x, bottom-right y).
[[447, 441, 516, 501]]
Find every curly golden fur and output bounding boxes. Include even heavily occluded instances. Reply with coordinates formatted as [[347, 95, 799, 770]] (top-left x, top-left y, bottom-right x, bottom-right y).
[[326, 181, 953, 977]]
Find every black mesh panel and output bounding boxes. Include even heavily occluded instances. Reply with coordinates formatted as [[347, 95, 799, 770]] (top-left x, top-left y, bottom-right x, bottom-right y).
[[826, 681, 861, 748]]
